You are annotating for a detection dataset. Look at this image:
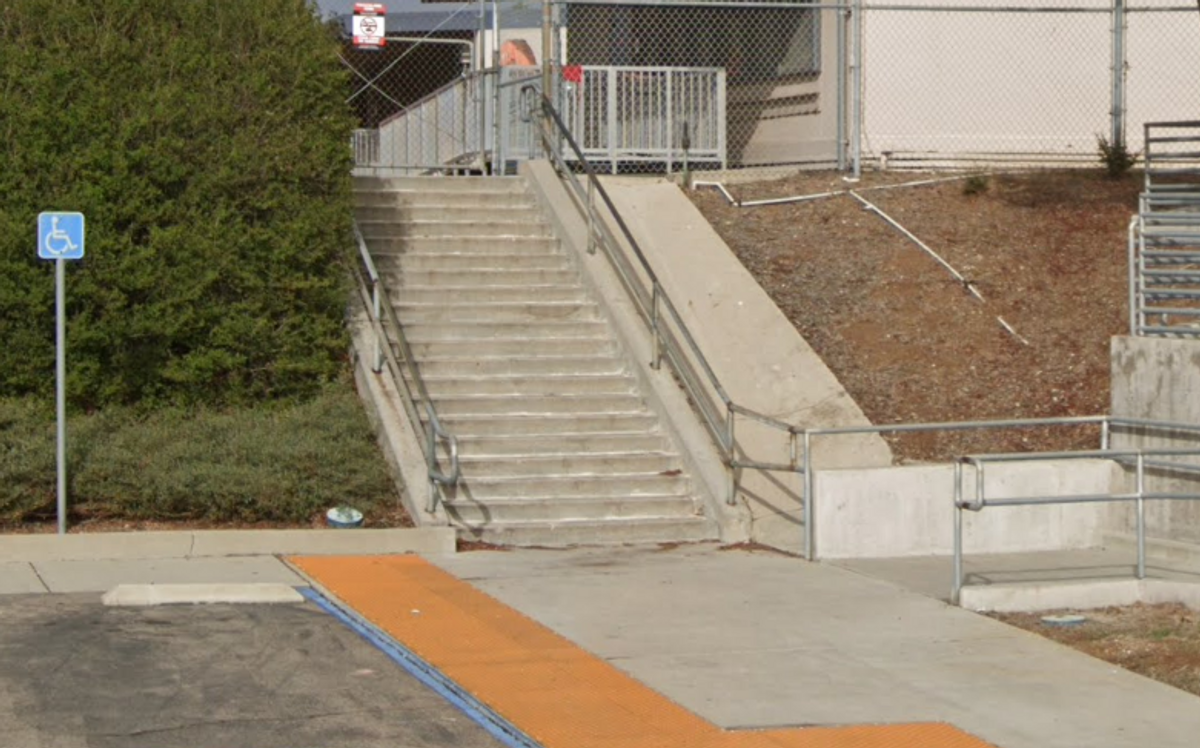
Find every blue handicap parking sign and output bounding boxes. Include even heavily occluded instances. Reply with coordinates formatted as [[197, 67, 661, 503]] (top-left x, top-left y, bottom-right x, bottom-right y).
[[38, 212, 85, 260]]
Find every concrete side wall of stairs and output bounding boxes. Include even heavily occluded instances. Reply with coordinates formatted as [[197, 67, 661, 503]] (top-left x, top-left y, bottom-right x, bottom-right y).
[[352, 175, 722, 547]]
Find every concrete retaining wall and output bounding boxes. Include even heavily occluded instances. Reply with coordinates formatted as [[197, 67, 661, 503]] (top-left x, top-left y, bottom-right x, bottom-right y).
[[1111, 336, 1200, 544], [813, 460, 1125, 558]]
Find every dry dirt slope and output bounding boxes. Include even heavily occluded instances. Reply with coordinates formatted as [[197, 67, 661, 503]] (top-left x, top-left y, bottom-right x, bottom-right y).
[[689, 169, 1140, 462]]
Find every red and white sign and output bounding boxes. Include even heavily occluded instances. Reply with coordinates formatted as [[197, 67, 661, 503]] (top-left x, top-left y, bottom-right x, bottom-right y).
[[353, 3, 387, 49]]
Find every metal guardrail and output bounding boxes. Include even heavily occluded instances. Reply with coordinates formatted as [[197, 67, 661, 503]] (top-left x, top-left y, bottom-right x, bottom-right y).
[[801, 416, 1110, 561], [802, 415, 1200, 601], [356, 66, 725, 175], [352, 222, 459, 512], [952, 447, 1200, 604], [366, 70, 494, 174], [559, 66, 726, 173]]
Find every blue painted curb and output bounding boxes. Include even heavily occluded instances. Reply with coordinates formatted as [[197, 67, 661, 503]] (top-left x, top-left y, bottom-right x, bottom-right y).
[[299, 586, 541, 748]]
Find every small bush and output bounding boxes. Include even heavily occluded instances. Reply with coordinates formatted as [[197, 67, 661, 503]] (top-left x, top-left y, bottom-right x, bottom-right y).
[[1097, 134, 1139, 178], [962, 175, 990, 196], [0, 386, 401, 525]]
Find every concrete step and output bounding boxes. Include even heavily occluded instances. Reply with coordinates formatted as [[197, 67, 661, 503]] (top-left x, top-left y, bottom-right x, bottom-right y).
[[456, 451, 680, 478], [437, 412, 660, 436], [356, 205, 543, 223], [449, 431, 670, 456], [385, 268, 580, 287], [443, 494, 699, 523], [356, 172, 714, 549], [356, 190, 536, 209], [414, 355, 628, 377], [431, 393, 648, 416], [368, 237, 561, 254], [397, 285, 589, 305], [383, 253, 571, 271], [452, 516, 717, 547], [355, 176, 527, 194], [360, 220, 552, 240], [408, 336, 616, 358], [455, 472, 691, 499], [402, 320, 610, 340], [395, 302, 601, 325]]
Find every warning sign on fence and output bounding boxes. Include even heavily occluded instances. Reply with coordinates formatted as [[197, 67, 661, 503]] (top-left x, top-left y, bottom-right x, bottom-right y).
[[353, 3, 387, 49]]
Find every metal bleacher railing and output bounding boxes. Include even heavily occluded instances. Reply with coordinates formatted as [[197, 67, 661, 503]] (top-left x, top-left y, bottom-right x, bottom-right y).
[[1130, 121, 1200, 338]]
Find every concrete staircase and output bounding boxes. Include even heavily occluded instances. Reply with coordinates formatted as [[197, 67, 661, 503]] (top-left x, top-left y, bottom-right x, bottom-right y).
[[354, 175, 718, 546]]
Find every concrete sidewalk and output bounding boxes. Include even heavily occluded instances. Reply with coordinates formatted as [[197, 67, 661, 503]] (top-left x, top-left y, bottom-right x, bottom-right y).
[[430, 543, 1200, 748], [0, 527, 454, 594]]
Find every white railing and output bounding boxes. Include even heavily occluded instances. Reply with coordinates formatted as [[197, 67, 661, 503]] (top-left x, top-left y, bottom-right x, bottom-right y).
[[354, 65, 725, 174], [560, 66, 727, 173]]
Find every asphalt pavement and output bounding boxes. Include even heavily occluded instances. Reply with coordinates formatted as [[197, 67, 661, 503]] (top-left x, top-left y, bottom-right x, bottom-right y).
[[0, 593, 505, 748]]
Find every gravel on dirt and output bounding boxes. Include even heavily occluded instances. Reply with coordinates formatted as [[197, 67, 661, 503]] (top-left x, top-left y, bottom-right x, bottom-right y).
[[689, 168, 1141, 461], [993, 603, 1200, 698]]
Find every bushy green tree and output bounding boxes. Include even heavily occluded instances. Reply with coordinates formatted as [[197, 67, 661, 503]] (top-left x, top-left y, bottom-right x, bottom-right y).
[[0, 0, 356, 407]]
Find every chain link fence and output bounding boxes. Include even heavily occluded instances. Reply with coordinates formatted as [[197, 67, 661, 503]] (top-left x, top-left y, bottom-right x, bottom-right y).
[[338, 1, 1200, 175], [339, 2, 542, 174], [860, 1, 1200, 169]]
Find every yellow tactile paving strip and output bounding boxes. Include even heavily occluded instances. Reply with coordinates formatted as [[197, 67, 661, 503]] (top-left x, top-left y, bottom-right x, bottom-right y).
[[291, 555, 998, 748]]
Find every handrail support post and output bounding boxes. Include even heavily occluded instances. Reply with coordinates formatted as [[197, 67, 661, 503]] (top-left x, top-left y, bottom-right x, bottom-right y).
[[953, 460, 964, 605], [804, 430, 814, 561], [725, 405, 737, 505], [1136, 451, 1146, 580], [651, 284, 663, 370], [587, 177, 597, 255], [372, 284, 383, 373]]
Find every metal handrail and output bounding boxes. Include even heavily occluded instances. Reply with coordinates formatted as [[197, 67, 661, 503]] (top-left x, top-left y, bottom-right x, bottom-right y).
[[951, 443, 1200, 604], [352, 222, 459, 512], [800, 415, 1200, 562], [529, 92, 749, 469], [527, 90, 809, 507]]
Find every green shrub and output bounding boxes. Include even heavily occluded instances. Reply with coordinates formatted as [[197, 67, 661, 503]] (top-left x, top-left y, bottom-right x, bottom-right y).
[[0, 388, 400, 525], [0, 399, 56, 521], [962, 175, 990, 196], [0, 0, 356, 409], [1097, 134, 1139, 179]]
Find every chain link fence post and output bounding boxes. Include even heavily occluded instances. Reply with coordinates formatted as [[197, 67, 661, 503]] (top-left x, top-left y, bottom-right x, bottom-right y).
[[851, 0, 863, 178], [1111, 0, 1128, 152]]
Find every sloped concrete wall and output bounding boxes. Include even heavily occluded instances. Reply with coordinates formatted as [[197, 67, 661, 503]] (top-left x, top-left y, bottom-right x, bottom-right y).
[[595, 176, 892, 554], [814, 460, 1124, 558]]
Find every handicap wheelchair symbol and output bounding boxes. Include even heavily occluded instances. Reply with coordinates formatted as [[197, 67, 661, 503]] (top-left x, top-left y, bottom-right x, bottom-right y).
[[37, 212, 85, 260]]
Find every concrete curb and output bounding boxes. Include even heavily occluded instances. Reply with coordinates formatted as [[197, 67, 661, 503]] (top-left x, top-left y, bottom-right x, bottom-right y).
[[0, 527, 457, 563], [961, 577, 1200, 613], [102, 583, 305, 606]]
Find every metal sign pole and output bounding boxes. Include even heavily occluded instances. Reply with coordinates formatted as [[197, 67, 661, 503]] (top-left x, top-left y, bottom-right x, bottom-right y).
[[38, 211, 85, 536], [55, 258, 66, 535]]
